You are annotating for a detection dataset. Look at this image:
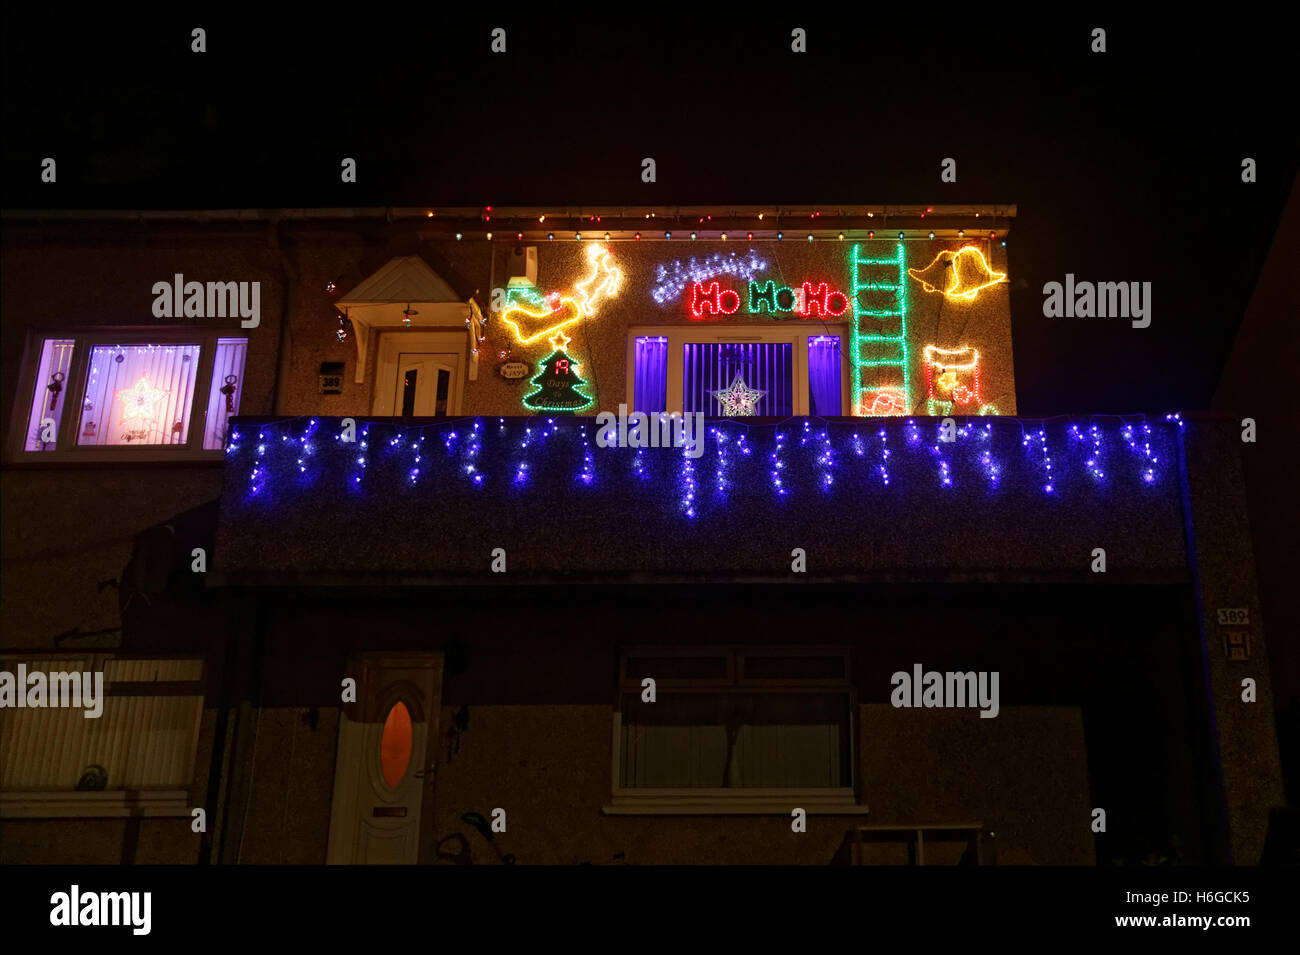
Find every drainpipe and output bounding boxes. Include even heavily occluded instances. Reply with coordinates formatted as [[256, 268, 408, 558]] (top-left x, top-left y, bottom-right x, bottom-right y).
[[268, 217, 300, 413]]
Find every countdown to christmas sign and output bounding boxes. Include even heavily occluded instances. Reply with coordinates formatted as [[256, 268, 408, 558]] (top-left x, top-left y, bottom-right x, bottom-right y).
[[521, 330, 594, 413]]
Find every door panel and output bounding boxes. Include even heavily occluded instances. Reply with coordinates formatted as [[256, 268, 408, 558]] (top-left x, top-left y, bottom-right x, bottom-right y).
[[326, 653, 443, 865], [374, 333, 464, 416]]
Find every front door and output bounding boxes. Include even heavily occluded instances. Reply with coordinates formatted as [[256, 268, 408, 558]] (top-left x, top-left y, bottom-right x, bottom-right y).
[[326, 652, 443, 864], [397, 355, 456, 416], [374, 333, 464, 416]]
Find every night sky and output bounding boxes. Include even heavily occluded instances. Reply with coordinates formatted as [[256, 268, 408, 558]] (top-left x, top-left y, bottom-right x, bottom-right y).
[[3, 9, 1296, 416]]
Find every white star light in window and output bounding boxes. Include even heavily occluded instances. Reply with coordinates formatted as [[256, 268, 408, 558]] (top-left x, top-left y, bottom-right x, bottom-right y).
[[710, 372, 765, 417], [116, 376, 167, 422]]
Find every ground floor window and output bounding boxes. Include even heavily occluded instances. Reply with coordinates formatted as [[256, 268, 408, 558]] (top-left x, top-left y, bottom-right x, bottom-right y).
[[610, 647, 857, 812], [0, 655, 205, 817]]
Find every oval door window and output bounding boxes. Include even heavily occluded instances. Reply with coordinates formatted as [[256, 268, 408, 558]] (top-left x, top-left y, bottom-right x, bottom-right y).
[[379, 701, 413, 789]]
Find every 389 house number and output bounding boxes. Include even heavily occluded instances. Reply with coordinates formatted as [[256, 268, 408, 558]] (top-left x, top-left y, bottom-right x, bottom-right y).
[[1216, 608, 1249, 626]]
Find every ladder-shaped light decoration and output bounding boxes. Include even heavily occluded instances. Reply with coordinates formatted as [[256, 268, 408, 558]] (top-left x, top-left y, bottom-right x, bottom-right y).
[[850, 242, 910, 416]]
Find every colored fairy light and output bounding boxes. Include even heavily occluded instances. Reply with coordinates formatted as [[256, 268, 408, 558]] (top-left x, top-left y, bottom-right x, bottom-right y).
[[908, 246, 1007, 301]]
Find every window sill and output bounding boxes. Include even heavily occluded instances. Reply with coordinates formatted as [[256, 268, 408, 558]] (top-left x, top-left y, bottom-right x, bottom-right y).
[[602, 791, 869, 816], [0, 790, 192, 819]]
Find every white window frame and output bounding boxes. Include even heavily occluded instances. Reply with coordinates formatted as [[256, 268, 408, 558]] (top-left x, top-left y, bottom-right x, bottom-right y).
[[0, 652, 205, 819], [5, 326, 242, 463], [625, 323, 851, 416], [604, 645, 869, 816]]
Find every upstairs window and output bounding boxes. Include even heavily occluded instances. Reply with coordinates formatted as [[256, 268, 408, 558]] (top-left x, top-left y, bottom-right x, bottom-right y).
[[9, 330, 247, 461]]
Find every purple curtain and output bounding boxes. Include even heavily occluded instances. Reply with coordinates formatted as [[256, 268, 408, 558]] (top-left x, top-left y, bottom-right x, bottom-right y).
[[807, 336, 842, 416], [683, 343, 793, 416], [633, 337, 668, 414]]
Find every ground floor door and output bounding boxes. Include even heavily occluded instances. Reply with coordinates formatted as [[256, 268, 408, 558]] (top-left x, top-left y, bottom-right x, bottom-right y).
[[326, 651, 443, 864]]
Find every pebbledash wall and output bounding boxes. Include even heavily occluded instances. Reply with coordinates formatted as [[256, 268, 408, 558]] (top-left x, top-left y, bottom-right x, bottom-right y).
[[310, 237, 1016, 420]]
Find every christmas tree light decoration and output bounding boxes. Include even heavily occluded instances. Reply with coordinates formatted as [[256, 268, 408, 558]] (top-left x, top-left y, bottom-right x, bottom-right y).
[[521, 331, 595, 413], [908, 246, 1007, 301], [710, 372, 766, 416]]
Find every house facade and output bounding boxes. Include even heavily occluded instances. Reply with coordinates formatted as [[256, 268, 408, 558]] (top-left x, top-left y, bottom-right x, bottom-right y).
[[0, 206, 1283, 865]]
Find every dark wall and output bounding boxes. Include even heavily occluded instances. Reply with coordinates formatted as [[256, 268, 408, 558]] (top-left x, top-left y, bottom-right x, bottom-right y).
[[215, 582, 1210, 866]]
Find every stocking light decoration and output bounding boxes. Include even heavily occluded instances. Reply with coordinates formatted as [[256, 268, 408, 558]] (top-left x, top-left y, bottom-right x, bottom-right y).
[[710, 372, 766, 417], [923, 346, 999, 415]]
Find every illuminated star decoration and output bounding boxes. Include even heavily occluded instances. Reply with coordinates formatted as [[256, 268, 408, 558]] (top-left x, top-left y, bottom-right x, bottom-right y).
[[116, 376, 167, 422], [710, 372, 766, 417], [548, 329, 572, 351]]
